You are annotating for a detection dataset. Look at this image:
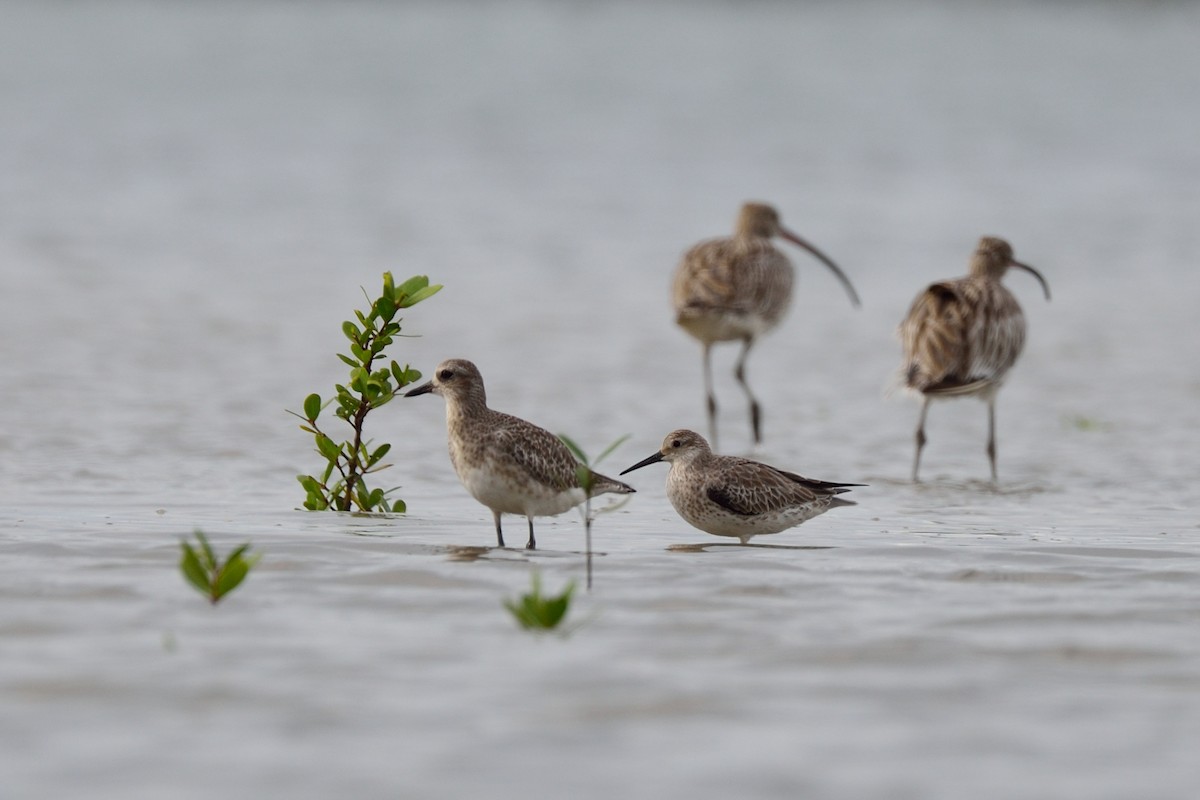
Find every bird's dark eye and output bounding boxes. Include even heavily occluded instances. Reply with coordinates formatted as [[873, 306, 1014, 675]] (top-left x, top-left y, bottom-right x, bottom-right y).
[[671, 439, 681, 448], [438, 369, 454, 381]]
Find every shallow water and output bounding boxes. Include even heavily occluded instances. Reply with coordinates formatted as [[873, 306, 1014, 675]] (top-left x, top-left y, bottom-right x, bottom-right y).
[[2, 1, 1200, 798]]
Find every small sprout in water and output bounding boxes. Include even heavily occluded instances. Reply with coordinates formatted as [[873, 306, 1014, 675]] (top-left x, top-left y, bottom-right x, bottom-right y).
[[558, 433, 630, 591], [503, 571, 576, 633], [179, 530, 261, 605]]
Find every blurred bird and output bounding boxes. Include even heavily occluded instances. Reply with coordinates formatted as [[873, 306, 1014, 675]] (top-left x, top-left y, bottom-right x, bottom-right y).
[[672, 202, 860, 449], [898, 236, 1051, 482]]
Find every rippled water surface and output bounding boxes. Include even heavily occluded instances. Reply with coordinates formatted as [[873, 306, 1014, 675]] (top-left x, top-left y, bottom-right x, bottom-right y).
[[2, 1, 1199, 798]]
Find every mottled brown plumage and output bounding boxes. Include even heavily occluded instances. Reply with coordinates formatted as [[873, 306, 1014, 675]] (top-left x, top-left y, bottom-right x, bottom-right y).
[[405, 359, 635, 549], [672, 203, 859, 448], [898, 237, 1051, 481], [621, 429, 860, 544]]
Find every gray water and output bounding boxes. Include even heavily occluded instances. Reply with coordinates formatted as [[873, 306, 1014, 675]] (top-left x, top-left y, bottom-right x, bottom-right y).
[[2, 1, 1200, 798]]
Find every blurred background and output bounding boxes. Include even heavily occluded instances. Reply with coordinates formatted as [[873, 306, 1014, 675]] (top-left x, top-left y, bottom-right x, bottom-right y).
[[2, 0, 1197, 507]]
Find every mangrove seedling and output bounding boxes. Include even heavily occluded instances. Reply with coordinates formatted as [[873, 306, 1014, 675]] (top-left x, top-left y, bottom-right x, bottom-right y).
[[503, 571, 576, 633], [558, 433, 630, 590], [289, 272, 441, 512], [180, 530, 261, 605]]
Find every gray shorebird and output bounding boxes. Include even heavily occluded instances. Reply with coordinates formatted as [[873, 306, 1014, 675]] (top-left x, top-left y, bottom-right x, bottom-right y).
[[672, 202, 860, 449], [899, 236, 1051, 482], [620, 429, 860, 544], [405, 358, 635, 549]]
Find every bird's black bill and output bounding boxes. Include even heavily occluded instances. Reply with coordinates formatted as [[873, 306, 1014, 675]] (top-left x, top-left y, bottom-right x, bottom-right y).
[[404, 381, 434, 397], [781, 230, 861, 308], [1012, 260, 1051, 301], [620, 451, 664, 475]]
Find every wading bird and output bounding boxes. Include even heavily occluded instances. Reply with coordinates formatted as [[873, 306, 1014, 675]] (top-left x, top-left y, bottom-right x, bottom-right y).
[[406, 359, 635, 549], [620, 429, 860, 544], [672, 202, 860, 449], [899, 236, 1051, 482]]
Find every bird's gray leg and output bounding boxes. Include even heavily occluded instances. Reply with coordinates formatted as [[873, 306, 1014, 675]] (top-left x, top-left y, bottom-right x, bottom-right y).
[[734, 337, 761, 444], [493, 511, 506, 548], [913, 396, 931, 482], [525, 517, 536, 551], [986, 397, 998, 482], [703, 342, 719, 449]]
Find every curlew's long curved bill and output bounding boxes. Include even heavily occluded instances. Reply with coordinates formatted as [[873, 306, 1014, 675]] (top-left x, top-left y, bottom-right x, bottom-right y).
[[780, 229, 861, 307], [1012, 260, 1051, 301], [620, 451, 664, 475]]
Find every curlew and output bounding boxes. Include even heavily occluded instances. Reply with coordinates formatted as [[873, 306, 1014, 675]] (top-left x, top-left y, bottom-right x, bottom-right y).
[[620, 429, 860, 544], [405, 359, 635, 549], [672, 202, 860, 449], [899, 236, 1051, 482]]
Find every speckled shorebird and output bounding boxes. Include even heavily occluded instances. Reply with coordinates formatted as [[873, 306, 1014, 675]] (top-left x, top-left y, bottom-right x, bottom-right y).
[[405, 358, 635, 549], [619, 429, 860, 544], [899, 236, 1051, 482], [672, 202, 860, 449]]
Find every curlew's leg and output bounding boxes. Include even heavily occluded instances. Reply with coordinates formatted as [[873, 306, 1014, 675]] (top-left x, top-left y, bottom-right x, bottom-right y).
[[734, 337, 761, 444], [525, 516, 536, 551], [703, 342, 719, 448], [986, 397, 998, 482], [492, 511, 506, 548], [912, 396, 931, 482]]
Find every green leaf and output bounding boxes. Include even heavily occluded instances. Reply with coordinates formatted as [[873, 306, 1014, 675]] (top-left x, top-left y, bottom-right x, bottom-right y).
[[375, 295, 396, 322], [503, 573, 575, 631], [542, 595, 571, 627], [316, 434, 342, 462], [369, 443, 391, 466], [194, 530, 217, 572], [397, 283, 443, 308], [394, 275, 429, 299], [391, 498, 407, 513], [224, 543, 254, 563], [382, 271, 395, 296], [342, 320, 360, 343], [390, 362, 409, 386], [212, 554, 254, 600], [179, 543, 211, 594], [337, 353, 358, 368], [303, 393, 321, 421]]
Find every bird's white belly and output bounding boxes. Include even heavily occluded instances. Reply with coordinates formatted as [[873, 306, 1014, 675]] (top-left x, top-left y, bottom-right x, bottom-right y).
[[672, 499, 820, 537], [457, 462, 584, 518]]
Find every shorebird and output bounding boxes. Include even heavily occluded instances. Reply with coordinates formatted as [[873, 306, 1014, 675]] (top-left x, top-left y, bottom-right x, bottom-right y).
[[405, 358, 635, 549], [620, 429, 860, 544], [672, 202, 860, 449], [898, 236, 1051, 482]]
